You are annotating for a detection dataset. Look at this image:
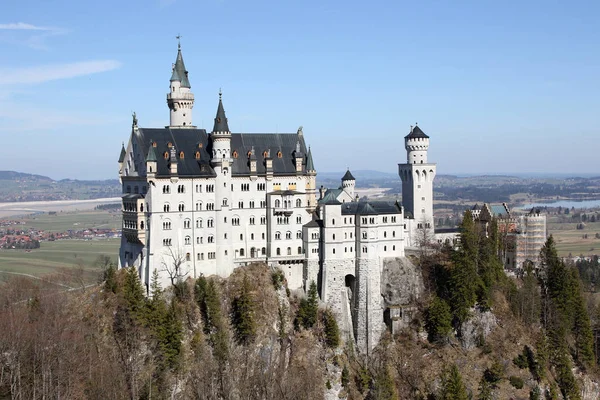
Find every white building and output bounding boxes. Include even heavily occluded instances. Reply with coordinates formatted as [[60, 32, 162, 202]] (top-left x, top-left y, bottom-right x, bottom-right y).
[[118, 44, 444, 353], [118, 44, 317, 291]]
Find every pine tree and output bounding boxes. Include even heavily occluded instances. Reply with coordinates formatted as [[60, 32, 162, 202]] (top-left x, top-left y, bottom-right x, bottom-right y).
[[123, 266, 146, 319], [571, 269, 595, 369], [448, 211, 481, 325], [440, 364, 468, 400], [231, 276, 256, 345], [103, 263, 118, 294], [295, 280, 319, 330], [341, 365, 350, 388], [424, 296, 453, 344], [477, 375, 492, 400], [371, 366, 398, 400], [322, 309, 340, 348]]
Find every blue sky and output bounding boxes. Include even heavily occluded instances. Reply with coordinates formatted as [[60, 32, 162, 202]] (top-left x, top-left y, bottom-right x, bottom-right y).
[[1, 0, 599, 180]]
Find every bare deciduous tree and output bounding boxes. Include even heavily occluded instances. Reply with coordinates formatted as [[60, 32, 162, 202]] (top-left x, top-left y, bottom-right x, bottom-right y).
[[161, 246, 189, 287]]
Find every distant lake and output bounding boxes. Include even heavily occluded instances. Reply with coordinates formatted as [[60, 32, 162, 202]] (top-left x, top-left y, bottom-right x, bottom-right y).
[[518, 199, 600, 210]]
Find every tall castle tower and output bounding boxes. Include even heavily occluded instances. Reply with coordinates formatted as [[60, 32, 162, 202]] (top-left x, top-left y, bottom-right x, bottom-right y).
[[210, 91, 234, 275], [167, 42, 195, 127], [398, 125, 436, 236]]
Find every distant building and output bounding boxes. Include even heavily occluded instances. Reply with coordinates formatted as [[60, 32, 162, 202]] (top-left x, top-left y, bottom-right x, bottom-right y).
[[472, 203, 547, 269]]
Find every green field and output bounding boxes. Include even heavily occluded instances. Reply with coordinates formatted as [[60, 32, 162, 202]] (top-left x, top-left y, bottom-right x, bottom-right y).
[[548, 218, 600, 257], [19, 210, 121, 232], [0, 239, 120, 277]]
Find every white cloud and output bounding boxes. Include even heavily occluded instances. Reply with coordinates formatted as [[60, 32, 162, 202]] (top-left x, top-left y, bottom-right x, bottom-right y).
[[0, 60, 122, 85], [0, 22, 52, 31], [0, 22, 67, 50]]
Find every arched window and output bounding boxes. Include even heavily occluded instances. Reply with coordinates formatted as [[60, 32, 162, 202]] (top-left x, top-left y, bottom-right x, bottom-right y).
[[240, 248, 245, 256], [276, 248, 281, 256], [296, 199, 301, 207], [298, 246, 302, 254], [287, 247, 291, 255], [262, 247, 266, 255], [179, 151, 184, 159], [275, 199, 281, 208]]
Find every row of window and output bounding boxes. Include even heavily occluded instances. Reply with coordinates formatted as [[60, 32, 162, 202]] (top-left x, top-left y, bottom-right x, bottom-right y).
[[125, 185, 147, 194], [274, 199, 302, 208], [274, 231, 302, 240]]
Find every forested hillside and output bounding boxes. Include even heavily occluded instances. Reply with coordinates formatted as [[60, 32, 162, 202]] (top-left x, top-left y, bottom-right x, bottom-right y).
[[1, 213, 600, 399]]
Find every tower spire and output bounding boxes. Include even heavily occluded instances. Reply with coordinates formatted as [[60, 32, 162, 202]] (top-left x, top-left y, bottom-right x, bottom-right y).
[[212, 90, 230, 133], [167, 39, 194, 127]]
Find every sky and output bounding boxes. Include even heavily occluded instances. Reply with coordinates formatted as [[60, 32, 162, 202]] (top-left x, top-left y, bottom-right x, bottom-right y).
[[0, 0, 599, 180]]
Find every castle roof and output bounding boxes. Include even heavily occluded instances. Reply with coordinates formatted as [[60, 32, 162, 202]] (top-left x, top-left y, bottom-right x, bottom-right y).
[[145, 144, 157, 162], [134, 127, 310, 177], [170, 46, 191, 88], [405, 125, 429, 139], [342, 169, 355, 181], [341, 200, 401, 216], [318, 191, 342, 205], [306, 147, 315, 171], [118, 144, 126, 163], [212, 93, 230, 133]]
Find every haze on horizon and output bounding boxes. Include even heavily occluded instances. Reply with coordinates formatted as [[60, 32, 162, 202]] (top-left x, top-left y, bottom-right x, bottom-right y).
[[0, 0, 598, 180]]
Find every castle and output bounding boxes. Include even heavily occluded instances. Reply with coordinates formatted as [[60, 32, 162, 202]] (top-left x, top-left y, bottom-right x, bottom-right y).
[[118, 44, 444, 352]]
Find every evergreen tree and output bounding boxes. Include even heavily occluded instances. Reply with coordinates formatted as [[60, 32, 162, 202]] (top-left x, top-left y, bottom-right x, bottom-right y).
[[448, 210, 481, 325], [440, 364, 469, 400], [341, 365, 350, 388], [322, 309, 340, 348], [123, 266, 146, 319], [571, 269, 595, 368], [555, 348, 581, 400], [371, 366, 398, 400], [160, 300, 183, 370], [103, 263, 118, 294], [477, 375, 492, 400], [424, 296, 453, 344], [295, 280, 319, 330], [231, 276, 256, 345]]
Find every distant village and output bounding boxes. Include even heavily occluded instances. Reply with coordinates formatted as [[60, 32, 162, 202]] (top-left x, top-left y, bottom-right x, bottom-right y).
[[0, 217, 120, 250]]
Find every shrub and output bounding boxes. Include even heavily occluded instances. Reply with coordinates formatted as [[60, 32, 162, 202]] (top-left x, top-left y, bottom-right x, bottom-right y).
[[271, 269, 284, 290], [509, 376, 524, 389]]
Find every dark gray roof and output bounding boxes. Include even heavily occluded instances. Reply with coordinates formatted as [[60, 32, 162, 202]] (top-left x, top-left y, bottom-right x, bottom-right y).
[[304, 219, 322, 228], [118, 144, 126, 163], [134, 128, 310, 177], [170, 46, 190, 88], [318, 191, 342, 205], [435, 228, 459, 234], [472, 203, 481, 210], [146, 144, 157, 162], [405, 125, 429, 139], [122, 194, 143, 200], [212, 95, 230, 133], [342, 169, 355, 181], [306, 147, 315, 171], [341, 201, 401, 216]]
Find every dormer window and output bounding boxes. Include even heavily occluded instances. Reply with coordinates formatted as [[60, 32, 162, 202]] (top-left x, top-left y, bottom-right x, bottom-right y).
[[195, 151, 200, 160], [232, 150, 238, 159], [167, 142, 173, 148], [198, 143, 203, 148], [163, 151, 169, 160], [263, 151, 268, 158], [152, 141, 157, 148], [179, 151, 185, 159], [277, 151, 282, 158]]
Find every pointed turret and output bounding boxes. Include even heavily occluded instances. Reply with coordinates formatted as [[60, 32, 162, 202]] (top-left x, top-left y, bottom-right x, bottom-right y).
[[118, 143, 126, 163], [170, 43, 191, 88], [341, 168, 356, 199], [167, 42, 194, 128], [146, 143, 157, 162], [306, 147, 315, 173], [210, 91, 232, 167], [212, 91, 230, 133], [146, 141, 157, 177]]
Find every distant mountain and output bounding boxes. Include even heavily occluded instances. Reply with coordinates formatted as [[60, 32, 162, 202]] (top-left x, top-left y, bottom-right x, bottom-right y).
[[0, 171, 54, 181], [318, 170, 398, 181], [0, 171, 120, 203]]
